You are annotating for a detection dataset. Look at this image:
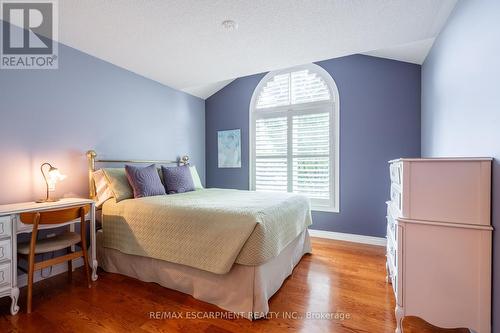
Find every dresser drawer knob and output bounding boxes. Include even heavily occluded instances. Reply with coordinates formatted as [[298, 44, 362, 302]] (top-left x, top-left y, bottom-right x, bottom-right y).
[[0, 247, 4, 259], [0, 271, 4, 283], [0, 223, 4, 234]]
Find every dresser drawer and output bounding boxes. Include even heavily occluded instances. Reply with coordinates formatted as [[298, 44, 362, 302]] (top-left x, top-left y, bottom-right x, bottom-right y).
[[386, 201, 397, 219], [388, 244, 397, 269], [386, 251, 396, 277], [386, 216, 396, 244], [0, 216, 11, 239], [390, 183, 402, 215], [0, 239, 11, 263], [0, 262, 11, 288], [391, 272, 399, 304], [390, 162, 402, 185], [386, 234, 396, 262], [387, 248, 401, 305]]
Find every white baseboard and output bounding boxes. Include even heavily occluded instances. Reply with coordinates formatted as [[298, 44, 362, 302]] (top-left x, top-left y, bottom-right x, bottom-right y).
[[308, 229, 386, 246], [17, 258, 84, 288]]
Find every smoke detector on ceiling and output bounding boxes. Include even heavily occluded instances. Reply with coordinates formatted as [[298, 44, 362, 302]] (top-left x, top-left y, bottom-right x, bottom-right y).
[[221, 20, 238, 31]]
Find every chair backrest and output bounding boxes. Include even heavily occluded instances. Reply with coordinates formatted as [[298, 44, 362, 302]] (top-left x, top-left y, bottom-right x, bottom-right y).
[[402, 316, 473, 333], [20, 205, 90, 225]]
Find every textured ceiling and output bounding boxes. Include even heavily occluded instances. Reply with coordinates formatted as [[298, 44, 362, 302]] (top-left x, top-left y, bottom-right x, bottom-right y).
[[182, 79, 235, 100], [362, 38, 437, 65], [55, 0, 457, 98]]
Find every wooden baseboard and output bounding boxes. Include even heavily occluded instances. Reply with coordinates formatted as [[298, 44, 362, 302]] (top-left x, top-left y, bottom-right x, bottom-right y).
[[308, 229, 386, 246], [17, 258, 84, 288]]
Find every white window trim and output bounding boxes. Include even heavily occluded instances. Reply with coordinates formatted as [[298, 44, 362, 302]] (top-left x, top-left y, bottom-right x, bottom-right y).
[[249, 63, 340, 213]]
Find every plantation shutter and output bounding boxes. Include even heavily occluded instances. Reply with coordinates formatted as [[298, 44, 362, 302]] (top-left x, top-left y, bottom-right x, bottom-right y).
[[255, 117, 288, 192], [292, 113, 330, 200], [256, 73, 290, 109], [291, 70, 331, 104], [256, 69, 330, 109], [252, 65, 338, 211]]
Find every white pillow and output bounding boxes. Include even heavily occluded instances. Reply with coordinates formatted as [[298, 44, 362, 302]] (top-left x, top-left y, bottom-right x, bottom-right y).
[[93, 169, 114, 206], [189, 166, 203, 190]]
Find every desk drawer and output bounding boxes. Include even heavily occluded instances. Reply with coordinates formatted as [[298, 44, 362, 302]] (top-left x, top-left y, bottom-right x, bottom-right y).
[[0, 262, 11, 288], [0, 216, 11, 239], [0, 239, 11, 263]]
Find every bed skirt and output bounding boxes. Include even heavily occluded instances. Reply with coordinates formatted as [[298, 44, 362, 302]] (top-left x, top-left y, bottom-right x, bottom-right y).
[[97, 229, 311, 319]]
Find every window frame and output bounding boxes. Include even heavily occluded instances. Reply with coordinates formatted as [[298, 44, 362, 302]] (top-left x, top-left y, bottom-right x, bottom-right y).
[[249, 63, 340, 213]]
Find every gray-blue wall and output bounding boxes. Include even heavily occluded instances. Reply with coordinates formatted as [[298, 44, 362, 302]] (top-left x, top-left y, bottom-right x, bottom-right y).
[[206, 54, 421, 237], [421, 0, 500, 328], [0, 41, 205, 205]]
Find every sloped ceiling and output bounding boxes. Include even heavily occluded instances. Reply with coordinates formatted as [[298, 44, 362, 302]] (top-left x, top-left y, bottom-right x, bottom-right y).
[[53, 1, 457, 98], [362, 38, 437, 65]]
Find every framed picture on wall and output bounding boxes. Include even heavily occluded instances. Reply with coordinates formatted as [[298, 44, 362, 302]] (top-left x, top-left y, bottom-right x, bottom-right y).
[[218, 129, 241, 168]]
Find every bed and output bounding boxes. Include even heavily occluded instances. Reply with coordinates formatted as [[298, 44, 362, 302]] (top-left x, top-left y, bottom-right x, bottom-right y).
[[87, 150, 312, 319]]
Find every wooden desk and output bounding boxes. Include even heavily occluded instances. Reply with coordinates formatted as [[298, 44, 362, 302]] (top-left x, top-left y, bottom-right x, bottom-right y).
[[0, 198, 98, 315]]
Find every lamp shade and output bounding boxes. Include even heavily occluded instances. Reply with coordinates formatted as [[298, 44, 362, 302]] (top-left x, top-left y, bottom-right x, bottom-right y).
[[47, 167, 66, 190], [37, 163, 66, 202]]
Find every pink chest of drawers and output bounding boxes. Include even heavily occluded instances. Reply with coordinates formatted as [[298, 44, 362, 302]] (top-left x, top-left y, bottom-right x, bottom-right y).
[[386, 158, 492, 333]]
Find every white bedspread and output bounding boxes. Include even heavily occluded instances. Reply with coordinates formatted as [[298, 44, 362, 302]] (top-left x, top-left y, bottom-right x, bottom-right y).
[[102, 189, 312, 274]]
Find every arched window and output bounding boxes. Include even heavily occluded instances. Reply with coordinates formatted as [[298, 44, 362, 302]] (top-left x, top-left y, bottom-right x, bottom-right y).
[[249, 64, 339, 212]]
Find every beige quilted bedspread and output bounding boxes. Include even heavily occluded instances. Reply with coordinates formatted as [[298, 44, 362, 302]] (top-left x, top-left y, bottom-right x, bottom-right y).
[[102, 188, 312, 274]]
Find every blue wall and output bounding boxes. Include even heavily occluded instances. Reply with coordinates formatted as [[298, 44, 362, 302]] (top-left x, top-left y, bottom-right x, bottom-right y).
[[0, 41, 205, 205], [421, 0, 500, 328], [206, 54, 421, 237]]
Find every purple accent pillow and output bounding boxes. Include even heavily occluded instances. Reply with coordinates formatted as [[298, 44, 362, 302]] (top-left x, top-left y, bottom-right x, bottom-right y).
[[161, 165, 195, 194], [125, 164, 166, 198]]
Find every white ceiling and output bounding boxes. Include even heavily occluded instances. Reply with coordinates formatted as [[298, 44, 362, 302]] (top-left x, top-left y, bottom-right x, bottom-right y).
[[362, 38, 436, 65], [182, 78, 235, 100], [56, 0, 457, 99]]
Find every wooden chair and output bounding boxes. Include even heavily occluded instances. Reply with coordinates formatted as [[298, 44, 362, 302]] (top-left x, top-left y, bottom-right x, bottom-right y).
[[402, 316, 476, 333], [18, 205, 92, 313]]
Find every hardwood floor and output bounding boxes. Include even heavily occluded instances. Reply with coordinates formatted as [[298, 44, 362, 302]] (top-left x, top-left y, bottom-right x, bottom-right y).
[[0, 237, 396, 333]]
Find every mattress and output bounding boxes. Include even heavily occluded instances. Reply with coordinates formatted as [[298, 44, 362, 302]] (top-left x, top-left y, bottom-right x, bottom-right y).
[[102, 188, 312, 274]]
